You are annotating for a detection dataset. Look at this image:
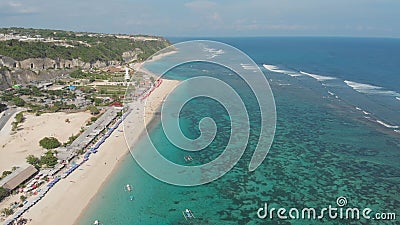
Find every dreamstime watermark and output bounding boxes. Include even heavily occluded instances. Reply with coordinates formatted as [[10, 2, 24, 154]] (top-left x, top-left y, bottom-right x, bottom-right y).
[[257, 196, 396, 221], [123, 40, 276, 186]]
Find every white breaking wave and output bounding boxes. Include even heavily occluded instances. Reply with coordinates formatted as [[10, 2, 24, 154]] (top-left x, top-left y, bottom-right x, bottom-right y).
[[376, 120, 399, 129], [263, 64, 302, 77], [300, 71, 336, 81], [355, 106, 370, 115], [344, 80, 400, 96], [203, 47, 224, 59], [240, 63, 258, 71], [396, 97, 400, 101]]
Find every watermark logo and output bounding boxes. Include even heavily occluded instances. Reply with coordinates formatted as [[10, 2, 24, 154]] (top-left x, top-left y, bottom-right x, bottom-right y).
[[336, 196, 347, 207], [123, 40, 276, 186], [257, 197, 396, 221]]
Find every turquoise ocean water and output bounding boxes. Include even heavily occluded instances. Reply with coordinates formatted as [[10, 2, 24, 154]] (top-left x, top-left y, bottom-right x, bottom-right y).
[[78, 38, 399, 225]]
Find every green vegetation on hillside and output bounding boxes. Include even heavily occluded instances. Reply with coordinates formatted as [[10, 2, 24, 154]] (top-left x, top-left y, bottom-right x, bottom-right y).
[[0, 28, 170, 63]]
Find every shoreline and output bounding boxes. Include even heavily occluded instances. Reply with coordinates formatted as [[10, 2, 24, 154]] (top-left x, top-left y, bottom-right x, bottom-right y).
[[75, 78, 181, 224], [74, 81, 173, 223], [74, 147, 132, 224], [22, 79, 180, 225]]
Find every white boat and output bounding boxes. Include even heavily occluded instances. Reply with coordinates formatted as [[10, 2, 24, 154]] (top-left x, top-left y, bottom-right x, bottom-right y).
[[182, 208, 195, 221], [126, 184, 132, 192], [93, 220, 100, 225], [184, 155, 193, 162]]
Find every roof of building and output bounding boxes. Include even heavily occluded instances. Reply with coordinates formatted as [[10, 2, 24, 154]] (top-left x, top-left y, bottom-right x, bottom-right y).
[[109, 102, 123, 107], [0, 165, 38, 190]]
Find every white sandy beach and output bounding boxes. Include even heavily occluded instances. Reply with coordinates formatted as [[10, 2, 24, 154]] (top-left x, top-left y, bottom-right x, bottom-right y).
[[21, 79, 180, 225], [0, 112, 91, 173]]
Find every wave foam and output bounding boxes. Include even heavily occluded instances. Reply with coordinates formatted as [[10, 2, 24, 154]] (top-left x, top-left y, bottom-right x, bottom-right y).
[[300, 71, 336, 81], [344, 80, 400, 96], [203, 47, 224, 59], [376, 120, 399, 129], [240, 63, 258, 71], [263, 64, 302, 77]]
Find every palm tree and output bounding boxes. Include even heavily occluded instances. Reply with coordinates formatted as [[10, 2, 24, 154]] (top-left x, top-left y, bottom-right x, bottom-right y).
[[1, 208, 14, 216]]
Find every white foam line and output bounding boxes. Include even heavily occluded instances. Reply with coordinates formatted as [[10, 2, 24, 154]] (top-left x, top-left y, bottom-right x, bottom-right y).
[[241, 64, 258, 70], [300, 71, 336, 81], [204, 47, 224, 59], [344, 80, 400, 96], [263, 64, 302, 77], [355, 107, 362, 110], [363, 111, 370, 115], [204, 47, 224, 55], [376, 120, 399, 129], [396, 97, 400, 101]]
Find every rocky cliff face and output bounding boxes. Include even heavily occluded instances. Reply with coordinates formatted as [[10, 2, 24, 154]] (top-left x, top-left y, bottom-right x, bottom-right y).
[[0, 55, 131, 89], [1, 55, 123, 71], [0, 67, 71, 88]]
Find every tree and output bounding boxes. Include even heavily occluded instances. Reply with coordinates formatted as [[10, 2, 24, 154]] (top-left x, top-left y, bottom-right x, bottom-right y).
[[14, 112, 24, 123], [11, 122, 18, 131], [1, 171, 12, 178], [90, 117, 97, 122], [39, 137, 61, 149], [11, 96, 25, 107], [40, 151, 58, 168], [0, 187, 9, 202], [0, 207, 13, 216], [93, 98, 102, 106], [26, 155, 40, 167], [88, 105, 100, 115], [20, 195, 27, 202], [0, 103, 7, 113]]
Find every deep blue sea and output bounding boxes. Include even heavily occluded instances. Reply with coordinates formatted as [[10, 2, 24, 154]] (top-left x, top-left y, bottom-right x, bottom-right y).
[[78, 37, 400, 225]]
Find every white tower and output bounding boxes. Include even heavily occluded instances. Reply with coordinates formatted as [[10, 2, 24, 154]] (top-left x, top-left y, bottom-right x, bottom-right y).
[[124, 67, 130, 81]]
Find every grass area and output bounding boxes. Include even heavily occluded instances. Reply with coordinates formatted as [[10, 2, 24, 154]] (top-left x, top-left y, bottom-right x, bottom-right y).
[[94, 85, 127, 95]]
